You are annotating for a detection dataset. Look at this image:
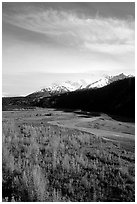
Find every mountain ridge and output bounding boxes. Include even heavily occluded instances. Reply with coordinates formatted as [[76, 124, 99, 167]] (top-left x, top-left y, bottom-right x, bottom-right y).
[[2, 76, 135, 120], [38, 77, 134, 119], [26, 73, 132, 100]]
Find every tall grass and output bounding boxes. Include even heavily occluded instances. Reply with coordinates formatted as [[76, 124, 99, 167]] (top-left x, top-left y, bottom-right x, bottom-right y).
[[2, 120, 135, 201]]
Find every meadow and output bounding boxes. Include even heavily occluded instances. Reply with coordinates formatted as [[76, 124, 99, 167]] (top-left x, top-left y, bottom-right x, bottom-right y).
[[2, 109, 135, 202]]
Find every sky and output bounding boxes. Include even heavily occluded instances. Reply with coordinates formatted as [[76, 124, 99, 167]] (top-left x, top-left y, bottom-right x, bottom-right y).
[[2, 2, 135, 96]]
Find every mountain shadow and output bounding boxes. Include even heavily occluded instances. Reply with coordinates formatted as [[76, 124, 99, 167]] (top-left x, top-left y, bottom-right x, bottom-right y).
[[38, 77, 135, 120]]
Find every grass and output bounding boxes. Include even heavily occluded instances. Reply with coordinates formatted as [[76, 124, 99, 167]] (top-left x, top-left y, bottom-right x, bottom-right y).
[[2, 116, 135, 202]]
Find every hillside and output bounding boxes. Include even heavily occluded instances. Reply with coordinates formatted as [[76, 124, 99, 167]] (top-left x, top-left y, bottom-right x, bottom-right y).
[[25, 73, 131, 101], [37, 77, 135, 119]]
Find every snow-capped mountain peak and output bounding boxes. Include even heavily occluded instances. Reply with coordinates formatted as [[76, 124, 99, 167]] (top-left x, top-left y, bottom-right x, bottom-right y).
[[37, 80, 88, 94], [86, 73, 129, 89], [61, 80, 87, 91], [31, 73, 133, 99]]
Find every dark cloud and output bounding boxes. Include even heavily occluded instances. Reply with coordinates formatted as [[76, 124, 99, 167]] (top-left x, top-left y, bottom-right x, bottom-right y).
[[3, 2, 135, 19]]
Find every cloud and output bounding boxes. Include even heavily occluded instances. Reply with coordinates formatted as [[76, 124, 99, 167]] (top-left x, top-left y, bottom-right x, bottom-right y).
[[3, 8, 134, 54], [84, 42, 134, 55]]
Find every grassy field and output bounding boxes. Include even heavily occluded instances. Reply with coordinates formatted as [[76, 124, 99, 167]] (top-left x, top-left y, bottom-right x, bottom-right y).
[[2, 109, 135, 202]]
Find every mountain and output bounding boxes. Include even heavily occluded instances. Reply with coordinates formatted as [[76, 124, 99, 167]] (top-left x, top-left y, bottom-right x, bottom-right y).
[[26, 89, 50, 100], [26, 73, 131, 101], [61, 80, 87, 91], [38, 80, 88, 93], [2, 74, 135, 120], [2, 80, 87, 110], [85, 73, 130, 89], [37, 77, 135, 119], [26, 80, 88, 101], [41, 83, 69, 94]]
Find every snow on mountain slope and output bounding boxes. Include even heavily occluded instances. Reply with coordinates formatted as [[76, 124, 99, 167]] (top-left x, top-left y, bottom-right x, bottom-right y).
[[62, 80, 88, 91], [37, 80, 88, 94], [86, 73, 129, 89], [86, 78, 109, 89], [29, 73, 133, 99]]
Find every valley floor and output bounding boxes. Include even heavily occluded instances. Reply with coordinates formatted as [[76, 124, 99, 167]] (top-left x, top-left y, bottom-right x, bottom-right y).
[[2, 108, 135, 201]]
